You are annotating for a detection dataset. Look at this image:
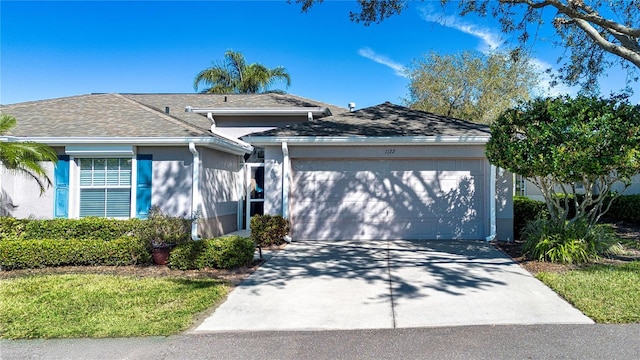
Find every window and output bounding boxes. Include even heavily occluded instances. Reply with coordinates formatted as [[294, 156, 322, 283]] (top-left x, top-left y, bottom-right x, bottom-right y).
[[78, 158, 132, 218]]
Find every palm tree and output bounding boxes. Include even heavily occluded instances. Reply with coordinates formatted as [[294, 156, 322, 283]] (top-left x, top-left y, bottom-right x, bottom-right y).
[[194, 50, 291, 94], [0, 114, 58, 195]]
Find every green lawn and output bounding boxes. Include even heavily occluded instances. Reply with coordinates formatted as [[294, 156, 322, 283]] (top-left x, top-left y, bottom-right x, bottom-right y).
[[0, 274, 228, 339], [537, 261, 640, 323]]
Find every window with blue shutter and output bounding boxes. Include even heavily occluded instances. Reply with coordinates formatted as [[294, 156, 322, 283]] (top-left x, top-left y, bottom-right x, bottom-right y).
[[54, 155, 70, 218], [78, 158, 132, 218], [136, 154, 152, 219]]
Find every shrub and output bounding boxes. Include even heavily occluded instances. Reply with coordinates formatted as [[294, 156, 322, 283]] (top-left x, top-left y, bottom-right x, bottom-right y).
[[168, 236, 255, 270], [513, 196, 548, 238], [522, 218, 620, 264], [250, 214, 290, 247], [606, 194, 640, 225], [0, 217, 141, 241], [133, 207, 192, 249], [0, 237, 150, 270]]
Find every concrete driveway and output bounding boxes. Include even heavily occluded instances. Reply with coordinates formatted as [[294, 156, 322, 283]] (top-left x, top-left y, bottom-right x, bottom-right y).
[[194, 240, 593, 332]]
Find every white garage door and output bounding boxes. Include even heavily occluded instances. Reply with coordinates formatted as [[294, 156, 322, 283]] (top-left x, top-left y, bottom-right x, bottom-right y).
[[290, 159, 485, 241]]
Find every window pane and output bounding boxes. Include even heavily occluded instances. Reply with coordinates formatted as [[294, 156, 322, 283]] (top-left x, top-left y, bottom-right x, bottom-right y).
[[106, 189, 130, 218], [94, 159, 106, 170], [80, 189, 106, 217], [121, 159, 132, 171], [106, 159, 119, 170], [93, 170, 106, 186], [120, 171, 132, 186], [79, 159, 92, 170]]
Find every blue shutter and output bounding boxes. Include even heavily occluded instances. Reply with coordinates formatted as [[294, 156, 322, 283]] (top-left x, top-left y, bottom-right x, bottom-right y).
[[136, 154, 152, 219], [54, 155, 70, 218]]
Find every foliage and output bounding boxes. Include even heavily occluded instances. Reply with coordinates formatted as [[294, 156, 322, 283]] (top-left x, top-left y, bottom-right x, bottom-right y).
[[406, 50, 540, 124], [537, 262, 640, 323], [521, 218, 621, 264], [0, 274, 228, 339], [250, 214, 290, 247], [294, 0, 640, 93], [194, 50, 291, 94], [0, 237, 151, 270], [513, 196, 548, 238], [0, 217, 142, 241], [606, 194, 640, 225], [487, 95, 640, 231], [168, 236, 255, 270], [0, 114, 58, 194], [133, 206, 191, 249]]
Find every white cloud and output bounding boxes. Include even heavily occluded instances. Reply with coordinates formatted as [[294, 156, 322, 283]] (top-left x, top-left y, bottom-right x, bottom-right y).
[[358, 47, 408, 78], [529, 58, 577, 97], [419, 7, 502, 54]]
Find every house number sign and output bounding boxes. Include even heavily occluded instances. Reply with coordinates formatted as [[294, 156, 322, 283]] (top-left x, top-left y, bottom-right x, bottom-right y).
[[384, 148, 396, 155]]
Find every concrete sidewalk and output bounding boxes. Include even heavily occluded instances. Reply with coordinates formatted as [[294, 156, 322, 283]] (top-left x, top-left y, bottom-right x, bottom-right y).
[[194, 240, 592, 332]]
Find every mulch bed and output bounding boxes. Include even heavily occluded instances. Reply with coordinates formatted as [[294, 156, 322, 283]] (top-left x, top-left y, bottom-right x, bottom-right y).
[[492, 221, 640, 275]]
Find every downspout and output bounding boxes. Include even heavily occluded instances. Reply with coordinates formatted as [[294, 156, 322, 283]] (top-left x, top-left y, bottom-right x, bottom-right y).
[[282, 142, 292, 243], [189, 142, 201, 241], [485, 164, 497, 242]]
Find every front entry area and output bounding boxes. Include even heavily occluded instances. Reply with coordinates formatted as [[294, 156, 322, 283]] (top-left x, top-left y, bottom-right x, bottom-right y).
[[289, 159, 486, 241]]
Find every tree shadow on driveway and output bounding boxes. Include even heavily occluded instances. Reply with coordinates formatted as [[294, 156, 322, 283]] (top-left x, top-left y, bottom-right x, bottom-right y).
[[240, 239, 515, 300]]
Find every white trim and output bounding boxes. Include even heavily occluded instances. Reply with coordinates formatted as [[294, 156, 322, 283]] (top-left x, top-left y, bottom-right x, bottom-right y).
[[243, 136, 491, 146], [0, 136, 253, 156], [66, 145, 134, 157], [485, 165, 497, 242], [189, 143, 201, 241], [281, 142, 290, 220], [69, 156, 78, 218]]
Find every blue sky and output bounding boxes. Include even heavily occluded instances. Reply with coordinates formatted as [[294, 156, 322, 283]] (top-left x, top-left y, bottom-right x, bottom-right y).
[[1, 0, 636, 108]]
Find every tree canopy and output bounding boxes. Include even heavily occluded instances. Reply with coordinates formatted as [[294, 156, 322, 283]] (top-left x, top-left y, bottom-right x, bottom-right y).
[[406, 50, 540, 124], [0, 114, 58, 195], [194, 50, 291, 94], [486, 95, 640, 228], [294, 0, 640, 93]]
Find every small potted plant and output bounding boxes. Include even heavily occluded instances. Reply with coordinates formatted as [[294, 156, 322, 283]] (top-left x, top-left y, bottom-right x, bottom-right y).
[[138, 207, 191, 265]]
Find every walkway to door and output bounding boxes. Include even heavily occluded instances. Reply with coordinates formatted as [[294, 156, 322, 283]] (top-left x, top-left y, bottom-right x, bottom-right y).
[[194, 240, 593, 332]]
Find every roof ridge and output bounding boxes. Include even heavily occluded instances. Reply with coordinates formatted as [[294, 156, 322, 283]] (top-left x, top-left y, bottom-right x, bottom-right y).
[[1, 93, 98, 108], [116, 94, 211, 136]]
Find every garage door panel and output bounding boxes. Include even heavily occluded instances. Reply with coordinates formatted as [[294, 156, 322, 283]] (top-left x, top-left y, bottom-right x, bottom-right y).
[[291, 159, 485, 241]]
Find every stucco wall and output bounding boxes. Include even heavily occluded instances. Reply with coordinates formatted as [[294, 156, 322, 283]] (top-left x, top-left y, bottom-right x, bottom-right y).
[[199, 147, 244, 238], [140, 146, 193, 218], [0, 161, 56, 219], [496, 169, 514, 241]]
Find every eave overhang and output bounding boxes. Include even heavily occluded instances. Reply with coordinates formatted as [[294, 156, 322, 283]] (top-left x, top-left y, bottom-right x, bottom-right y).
[[242, 135, 491, 147], [0, 136, 254, 156]]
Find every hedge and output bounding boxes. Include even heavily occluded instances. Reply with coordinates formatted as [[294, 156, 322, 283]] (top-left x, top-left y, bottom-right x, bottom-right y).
[[514, 194, 640, 238], [168, 236, 255, 270], [0, 237, 151, 270], [0, 217, 142, 241], [513, 196, 548, 238], [605, 194, 640, 225]]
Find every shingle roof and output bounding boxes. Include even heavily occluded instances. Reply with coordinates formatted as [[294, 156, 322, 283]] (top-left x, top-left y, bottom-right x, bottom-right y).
[[245, 102, 491, 138], [0, 93, 346, 138]]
